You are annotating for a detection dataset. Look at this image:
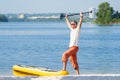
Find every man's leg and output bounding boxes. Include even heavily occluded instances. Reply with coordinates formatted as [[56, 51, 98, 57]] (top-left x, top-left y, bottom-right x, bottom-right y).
[[69, 47, 79, 74], [62, 49, 70, 70], [62, 47, 77, 70], [62, 61, 67, 70], [70, 53, 79, 74]]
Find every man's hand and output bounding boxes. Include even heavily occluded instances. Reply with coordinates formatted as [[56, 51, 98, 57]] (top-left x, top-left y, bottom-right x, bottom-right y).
[[80, 12, 83, 18], [65, 14, 68, 18]]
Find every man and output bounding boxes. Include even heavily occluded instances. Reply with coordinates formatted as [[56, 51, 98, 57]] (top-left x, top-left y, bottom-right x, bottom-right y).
[[62, 12, 83, 75]]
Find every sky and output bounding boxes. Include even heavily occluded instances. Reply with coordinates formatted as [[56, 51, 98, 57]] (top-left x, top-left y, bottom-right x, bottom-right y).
[[0, 0, 120, 14]]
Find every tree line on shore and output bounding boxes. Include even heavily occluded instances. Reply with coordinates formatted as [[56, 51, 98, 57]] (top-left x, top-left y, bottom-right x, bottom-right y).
[[0, 14, 8, 22]]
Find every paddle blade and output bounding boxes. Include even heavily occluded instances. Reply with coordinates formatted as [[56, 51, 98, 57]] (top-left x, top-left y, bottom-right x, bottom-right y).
[[60, 13, 66, 20]]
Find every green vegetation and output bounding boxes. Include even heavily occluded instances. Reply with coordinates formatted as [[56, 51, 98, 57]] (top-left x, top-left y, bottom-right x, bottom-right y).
[[95, 2, 120, 24], [112, 11, 120, 24], [95, 2, 113, 24], [0, 14, 8, 22]]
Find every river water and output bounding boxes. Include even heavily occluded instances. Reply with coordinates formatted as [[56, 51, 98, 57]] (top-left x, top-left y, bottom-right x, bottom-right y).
[[0, 22, 120, 76]]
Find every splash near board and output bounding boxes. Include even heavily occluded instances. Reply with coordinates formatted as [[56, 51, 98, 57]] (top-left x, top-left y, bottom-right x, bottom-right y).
[[13, 65, 69, 76]]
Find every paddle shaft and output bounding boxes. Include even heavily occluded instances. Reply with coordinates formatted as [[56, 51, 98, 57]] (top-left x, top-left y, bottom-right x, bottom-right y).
[[60, 10, 92, 19], [68, 11, 92, 16]]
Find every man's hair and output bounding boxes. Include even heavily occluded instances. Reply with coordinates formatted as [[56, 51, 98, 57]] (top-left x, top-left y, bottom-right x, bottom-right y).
[[72, 20, 77, 25]]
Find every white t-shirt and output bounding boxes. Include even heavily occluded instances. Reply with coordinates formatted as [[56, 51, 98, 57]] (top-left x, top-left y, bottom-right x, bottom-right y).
[[69, 28, 80, 47]]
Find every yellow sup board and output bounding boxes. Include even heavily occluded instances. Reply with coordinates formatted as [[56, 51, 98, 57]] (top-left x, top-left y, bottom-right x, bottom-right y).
[[13, 65, 69, 76]]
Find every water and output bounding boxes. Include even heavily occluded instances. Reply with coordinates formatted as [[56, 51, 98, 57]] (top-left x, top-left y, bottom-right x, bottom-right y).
[[0, 22, 120, 76]]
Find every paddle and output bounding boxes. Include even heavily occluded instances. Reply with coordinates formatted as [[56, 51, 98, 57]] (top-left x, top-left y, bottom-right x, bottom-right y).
[[60, 10, 92, 19]]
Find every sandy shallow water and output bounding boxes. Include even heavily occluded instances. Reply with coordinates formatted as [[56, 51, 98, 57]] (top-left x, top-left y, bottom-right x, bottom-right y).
[[1, 74, 120, 80]]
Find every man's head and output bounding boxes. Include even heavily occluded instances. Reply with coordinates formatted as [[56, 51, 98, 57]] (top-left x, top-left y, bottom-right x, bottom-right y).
[[71, 20, 77, 29]]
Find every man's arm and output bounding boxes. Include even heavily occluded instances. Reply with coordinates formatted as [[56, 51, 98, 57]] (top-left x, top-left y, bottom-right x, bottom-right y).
[[65, 15, 72, 30], [77, 13, 83, 29]]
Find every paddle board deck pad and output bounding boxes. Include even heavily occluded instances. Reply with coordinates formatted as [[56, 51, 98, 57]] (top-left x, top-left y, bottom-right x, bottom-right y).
[[13, 65, 69, 76]]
